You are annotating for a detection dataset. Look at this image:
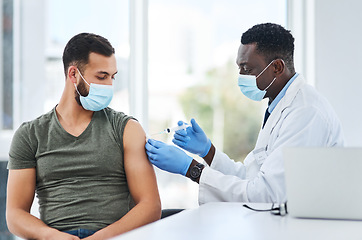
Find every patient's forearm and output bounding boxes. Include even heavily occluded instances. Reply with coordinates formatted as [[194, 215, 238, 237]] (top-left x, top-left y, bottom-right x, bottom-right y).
[[7, 208, 65, 239], [89, 199, 161, 239]]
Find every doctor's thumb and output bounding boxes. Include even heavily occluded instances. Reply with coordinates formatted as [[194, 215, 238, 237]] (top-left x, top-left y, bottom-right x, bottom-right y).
[[191, 118, 203, 133], [177, 120, 185, 126]]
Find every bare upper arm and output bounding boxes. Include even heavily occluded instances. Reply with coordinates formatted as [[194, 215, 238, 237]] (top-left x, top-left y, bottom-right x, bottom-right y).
[[7, 168, 36, 212], [123, 119, 160, 205]]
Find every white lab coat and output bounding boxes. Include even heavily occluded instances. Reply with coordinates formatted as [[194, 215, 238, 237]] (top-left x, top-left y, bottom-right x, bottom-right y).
[[198, 75, 344, 204]]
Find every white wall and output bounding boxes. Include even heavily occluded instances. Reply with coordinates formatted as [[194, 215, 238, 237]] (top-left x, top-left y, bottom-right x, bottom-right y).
[[289, 0, 362, 146], [314, 0, 362, 146]]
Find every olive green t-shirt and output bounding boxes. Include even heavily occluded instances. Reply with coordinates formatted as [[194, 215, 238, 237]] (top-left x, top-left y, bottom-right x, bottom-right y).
[[8, 107, 135, 231]]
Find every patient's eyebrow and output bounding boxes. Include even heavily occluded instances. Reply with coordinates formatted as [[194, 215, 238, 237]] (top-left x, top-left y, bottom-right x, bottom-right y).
[[96, 70, 118, 75]]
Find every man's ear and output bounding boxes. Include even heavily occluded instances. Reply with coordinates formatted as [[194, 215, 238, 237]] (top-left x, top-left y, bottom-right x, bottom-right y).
[[67, 66, 78, 83], [273, 59, 285, 76]]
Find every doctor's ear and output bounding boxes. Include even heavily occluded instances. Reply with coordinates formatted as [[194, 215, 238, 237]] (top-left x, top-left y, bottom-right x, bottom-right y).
[[272, 59, 285, 76]]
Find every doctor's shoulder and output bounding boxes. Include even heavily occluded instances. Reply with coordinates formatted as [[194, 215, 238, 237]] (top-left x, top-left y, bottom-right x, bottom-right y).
[[289, 84, 344, 141], [292, 84, 337, 116]]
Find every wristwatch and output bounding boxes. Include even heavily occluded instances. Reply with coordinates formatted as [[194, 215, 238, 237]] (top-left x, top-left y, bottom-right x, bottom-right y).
[[190, 163, 205, 182]]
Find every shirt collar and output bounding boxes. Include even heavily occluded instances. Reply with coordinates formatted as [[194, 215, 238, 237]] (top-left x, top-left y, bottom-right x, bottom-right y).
[[268, 73, 299, 113]]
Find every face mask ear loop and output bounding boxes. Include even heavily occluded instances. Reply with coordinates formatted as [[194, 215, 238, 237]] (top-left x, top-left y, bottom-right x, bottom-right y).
[[74, 83, 81, 96], [77, 68, 90, 86], [263, 77, 276, 91], [256, 60, 275, 79], [74, 68, 90, 97], [256, 60, 277, 92]]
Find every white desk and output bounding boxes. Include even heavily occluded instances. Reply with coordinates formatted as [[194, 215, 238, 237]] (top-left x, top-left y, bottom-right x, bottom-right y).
[[112, 202, 362, 240]]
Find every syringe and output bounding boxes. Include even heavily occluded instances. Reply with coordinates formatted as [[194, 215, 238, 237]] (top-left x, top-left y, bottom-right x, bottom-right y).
[[151, 123, 189, 136]]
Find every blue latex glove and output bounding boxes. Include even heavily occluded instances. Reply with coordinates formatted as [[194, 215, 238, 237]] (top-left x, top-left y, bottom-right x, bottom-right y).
[[172, 118, 211, 157], [145, 139, 193, 176]]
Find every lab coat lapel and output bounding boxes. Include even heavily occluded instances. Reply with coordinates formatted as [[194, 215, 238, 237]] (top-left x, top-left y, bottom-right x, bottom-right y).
[[255, 75, 306, 149]]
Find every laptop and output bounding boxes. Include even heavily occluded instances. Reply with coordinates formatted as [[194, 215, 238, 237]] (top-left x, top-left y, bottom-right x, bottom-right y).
[[283, 147, 362, 220]]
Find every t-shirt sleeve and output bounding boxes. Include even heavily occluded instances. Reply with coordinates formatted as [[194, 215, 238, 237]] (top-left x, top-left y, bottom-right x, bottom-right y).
[[106, 109, 136, 154], [8, 122, 37, 169]]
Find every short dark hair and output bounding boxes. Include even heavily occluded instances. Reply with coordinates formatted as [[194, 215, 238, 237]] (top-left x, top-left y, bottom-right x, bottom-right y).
[[241, 23, 295, 72], [62, 33, 115, 76]]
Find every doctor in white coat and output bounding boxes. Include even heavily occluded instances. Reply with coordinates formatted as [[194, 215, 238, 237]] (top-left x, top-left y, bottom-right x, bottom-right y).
[[145, 23, 344, 204]]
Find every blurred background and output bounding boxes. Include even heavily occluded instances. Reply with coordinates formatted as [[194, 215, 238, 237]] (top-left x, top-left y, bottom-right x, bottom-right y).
[[0, 0, 361, 239]]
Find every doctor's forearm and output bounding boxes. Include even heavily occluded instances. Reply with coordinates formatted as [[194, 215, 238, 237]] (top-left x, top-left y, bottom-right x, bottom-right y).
[[203, 143, 215, 166]]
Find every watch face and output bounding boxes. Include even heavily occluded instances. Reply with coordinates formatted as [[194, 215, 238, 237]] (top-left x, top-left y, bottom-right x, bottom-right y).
[[190, 165, 201, 179]]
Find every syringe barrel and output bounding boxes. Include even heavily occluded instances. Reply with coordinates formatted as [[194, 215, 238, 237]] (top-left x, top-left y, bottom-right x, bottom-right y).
[[163, 123, 189, 134], [170, 123, 189, 132]]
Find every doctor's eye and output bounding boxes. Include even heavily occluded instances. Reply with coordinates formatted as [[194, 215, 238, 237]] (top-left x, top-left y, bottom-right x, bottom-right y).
[[243, 67, 252, 74]]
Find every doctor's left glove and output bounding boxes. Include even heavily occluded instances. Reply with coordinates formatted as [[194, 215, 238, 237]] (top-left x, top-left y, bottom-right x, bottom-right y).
[[145, 139, 193, 176]]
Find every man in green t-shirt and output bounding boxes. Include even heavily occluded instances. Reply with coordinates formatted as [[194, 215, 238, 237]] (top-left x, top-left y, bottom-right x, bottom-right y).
[[6, 33, 161, 239]]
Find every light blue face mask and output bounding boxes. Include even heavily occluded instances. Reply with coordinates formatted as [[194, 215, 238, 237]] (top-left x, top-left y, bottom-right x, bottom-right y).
[[238, 60, 276, 101], [74, 69, 114, 111]]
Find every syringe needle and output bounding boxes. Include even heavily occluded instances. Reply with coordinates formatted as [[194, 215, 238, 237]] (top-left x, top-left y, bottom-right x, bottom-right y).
[[149, 123, 189, 137], [150, 131, 164, 136]]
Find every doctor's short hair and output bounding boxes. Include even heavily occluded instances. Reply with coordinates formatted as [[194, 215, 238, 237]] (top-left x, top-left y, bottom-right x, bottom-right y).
[[241, 23, 295, 72], [62, 33, 115, 76]]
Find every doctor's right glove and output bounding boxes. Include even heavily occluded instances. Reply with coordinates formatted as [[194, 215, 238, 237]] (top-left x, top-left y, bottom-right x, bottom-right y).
[[145, 139, 193, 176], [172, 118, 211, 158]]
